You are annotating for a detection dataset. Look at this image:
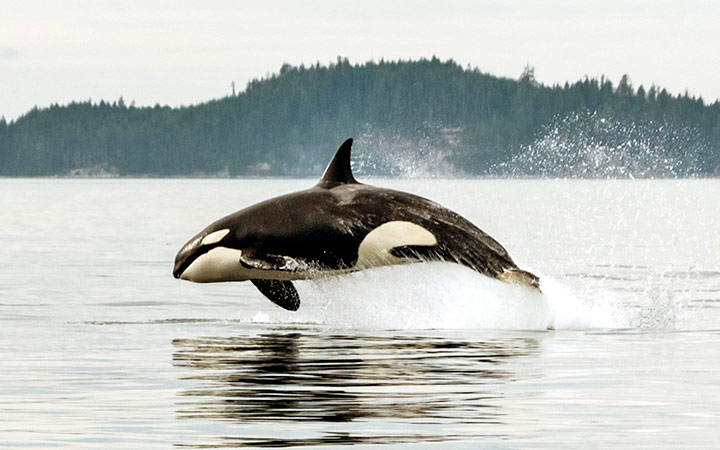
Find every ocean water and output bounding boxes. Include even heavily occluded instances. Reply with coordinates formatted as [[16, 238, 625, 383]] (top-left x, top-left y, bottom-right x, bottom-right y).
[[1, 178, 719, 448]]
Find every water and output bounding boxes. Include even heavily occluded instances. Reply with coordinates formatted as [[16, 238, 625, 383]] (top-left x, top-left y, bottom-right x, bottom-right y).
[[1, 178, 719, 448]]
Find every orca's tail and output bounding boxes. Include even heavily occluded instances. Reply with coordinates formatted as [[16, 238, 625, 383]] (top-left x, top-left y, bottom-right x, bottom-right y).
[[498, 268, 541, 292]]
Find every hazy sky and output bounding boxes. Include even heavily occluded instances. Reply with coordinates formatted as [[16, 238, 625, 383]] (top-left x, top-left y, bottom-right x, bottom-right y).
[[2, 0, 719, 120]]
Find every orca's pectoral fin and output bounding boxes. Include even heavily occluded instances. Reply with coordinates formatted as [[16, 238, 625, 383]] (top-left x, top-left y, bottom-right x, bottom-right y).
[[251, 279, 301, 311]]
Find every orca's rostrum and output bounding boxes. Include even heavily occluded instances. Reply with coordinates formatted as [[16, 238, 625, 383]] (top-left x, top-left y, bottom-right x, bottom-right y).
[[173, 138, 540, 311]]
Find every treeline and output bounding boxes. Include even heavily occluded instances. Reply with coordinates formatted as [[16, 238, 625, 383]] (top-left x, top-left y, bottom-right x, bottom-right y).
[[1, 57, 719, 177]]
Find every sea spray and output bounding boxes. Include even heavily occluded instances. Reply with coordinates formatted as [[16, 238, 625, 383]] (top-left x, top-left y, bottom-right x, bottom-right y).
[[494, 110, 709, 178], [354, 127, 463, 178], [244, 261, 702, 331]]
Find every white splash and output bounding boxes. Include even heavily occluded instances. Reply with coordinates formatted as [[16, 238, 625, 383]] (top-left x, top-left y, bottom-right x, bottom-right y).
[[248, 260, 703, 331], [273, 263, 617, 331]]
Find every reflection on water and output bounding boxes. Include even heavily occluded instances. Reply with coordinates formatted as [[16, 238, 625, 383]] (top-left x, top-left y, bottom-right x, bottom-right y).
[[172, 331, 539, 447]]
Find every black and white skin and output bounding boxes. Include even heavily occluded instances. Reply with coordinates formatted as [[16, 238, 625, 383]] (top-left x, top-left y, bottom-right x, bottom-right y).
[[173, 139, 540, 311]]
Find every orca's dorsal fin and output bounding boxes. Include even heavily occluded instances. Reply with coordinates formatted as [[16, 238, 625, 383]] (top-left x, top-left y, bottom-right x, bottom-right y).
[[316, 138, 358, 188]]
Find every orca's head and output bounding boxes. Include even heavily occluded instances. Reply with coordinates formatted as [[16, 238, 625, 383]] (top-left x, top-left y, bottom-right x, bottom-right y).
[[174, 138, 358, 283], [173, 225, 241, 282]]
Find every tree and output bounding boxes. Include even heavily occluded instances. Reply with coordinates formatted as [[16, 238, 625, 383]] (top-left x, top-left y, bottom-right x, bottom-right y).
[[519, 64, 537, 86], [3, 59, 719, 177]]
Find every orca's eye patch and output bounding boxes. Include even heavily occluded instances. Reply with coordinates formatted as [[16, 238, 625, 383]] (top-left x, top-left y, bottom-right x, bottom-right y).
[[201, 229, 230, 246]]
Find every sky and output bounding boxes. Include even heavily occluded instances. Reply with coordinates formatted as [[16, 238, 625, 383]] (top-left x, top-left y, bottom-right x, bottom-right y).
[[2, 0, 719, 121]]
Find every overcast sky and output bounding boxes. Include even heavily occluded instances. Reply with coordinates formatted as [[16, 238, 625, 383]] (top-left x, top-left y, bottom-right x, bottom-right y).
[[2, 0, 719, 120]]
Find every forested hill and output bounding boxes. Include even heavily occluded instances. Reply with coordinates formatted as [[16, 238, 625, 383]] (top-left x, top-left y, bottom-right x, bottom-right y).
[[2, 58, 719, 177]]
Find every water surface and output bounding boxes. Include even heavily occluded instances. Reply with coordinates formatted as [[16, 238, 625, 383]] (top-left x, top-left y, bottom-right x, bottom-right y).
[[1, 178, 719, 448]]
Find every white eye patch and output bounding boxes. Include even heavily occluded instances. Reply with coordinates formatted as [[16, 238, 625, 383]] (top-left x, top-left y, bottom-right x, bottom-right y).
[[201, 229, 230, 246]]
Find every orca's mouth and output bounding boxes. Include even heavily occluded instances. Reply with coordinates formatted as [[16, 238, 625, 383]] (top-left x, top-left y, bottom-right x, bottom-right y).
[[173, 250, 193, 279], [173, 238, 204, 279]]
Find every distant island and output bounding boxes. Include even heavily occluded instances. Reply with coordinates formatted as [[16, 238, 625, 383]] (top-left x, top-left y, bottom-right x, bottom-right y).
[[1, 57, 719, 177]]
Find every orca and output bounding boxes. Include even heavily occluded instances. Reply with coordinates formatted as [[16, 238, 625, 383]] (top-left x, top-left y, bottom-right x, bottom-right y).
[[173, 138, 540, 311]]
